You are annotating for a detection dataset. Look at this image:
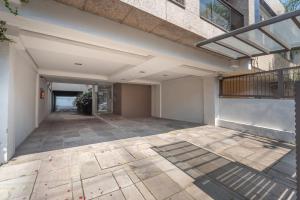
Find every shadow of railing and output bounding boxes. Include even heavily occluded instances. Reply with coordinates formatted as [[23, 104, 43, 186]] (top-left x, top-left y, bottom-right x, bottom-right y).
[[152, 141, 296, 200]]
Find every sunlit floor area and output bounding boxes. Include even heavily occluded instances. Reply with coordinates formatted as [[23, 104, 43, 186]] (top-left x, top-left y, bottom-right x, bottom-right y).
[[0, 112, 296, 200]]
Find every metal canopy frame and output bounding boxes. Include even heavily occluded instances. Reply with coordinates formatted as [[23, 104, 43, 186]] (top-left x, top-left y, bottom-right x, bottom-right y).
[[196, 10, 300, 59]]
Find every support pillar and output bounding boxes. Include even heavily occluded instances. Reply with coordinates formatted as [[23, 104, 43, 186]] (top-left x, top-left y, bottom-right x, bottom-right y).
[[92, 85, 98, 115], [0, 42, 10, 164], [295, 81, 300, 196]]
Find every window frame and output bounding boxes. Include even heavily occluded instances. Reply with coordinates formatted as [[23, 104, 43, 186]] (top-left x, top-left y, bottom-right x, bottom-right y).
[[200, 0, 244, 31], [168, 0, 185, 9]]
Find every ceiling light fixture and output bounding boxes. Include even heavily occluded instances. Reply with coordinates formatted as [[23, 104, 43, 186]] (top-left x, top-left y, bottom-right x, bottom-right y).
[[74, 62, 83, 66]]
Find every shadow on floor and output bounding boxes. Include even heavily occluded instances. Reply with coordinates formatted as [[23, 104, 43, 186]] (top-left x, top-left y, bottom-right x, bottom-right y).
[[15, 112, 201, 156], [152, 141, 296, 200]]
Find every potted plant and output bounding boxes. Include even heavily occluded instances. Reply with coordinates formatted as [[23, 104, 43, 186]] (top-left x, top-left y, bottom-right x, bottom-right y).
[[73, 91, 92, 115]]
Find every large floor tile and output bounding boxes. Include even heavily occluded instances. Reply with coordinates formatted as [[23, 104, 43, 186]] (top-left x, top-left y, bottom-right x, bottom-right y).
[[143, 173, 181, 200], [82, 172, 119, 199]]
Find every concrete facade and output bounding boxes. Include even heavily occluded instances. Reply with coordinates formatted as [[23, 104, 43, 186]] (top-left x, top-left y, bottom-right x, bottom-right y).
[[55, 0, 225, 47]]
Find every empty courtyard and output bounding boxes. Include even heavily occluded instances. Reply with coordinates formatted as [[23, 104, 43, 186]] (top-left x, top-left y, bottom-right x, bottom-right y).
[[0, 112, 296, 200]]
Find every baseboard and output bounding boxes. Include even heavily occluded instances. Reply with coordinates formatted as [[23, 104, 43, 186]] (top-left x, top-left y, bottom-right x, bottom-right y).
[[216, 119, 295, 144]]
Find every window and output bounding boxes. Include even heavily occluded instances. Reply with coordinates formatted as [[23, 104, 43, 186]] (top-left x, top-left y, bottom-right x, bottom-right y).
[[168, 0, 185, 8], [200, 0, 244, 31]]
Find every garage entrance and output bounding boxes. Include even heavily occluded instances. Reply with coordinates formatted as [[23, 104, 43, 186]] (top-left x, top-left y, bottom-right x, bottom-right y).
[[52, 91, 81, 112]]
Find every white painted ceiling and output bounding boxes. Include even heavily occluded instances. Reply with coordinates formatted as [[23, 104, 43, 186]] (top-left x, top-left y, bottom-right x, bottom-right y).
[[20, 31, 217, 84], [28, 48, 129, 76]]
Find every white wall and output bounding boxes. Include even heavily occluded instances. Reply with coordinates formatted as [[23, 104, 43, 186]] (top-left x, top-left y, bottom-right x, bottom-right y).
[[52, 83, 89, 92], [0, 42, 10, 164], [151, 85, 161, 118], [8, 42, 39, 150], [218, 98, 295, 133], [161, 76, 204, 123]]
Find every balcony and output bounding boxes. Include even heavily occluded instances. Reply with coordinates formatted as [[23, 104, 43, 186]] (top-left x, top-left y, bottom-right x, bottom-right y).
[[200, 0, 244, 31]]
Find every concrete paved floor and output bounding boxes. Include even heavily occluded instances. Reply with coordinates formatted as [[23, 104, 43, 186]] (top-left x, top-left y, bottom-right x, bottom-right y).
[[0, 112, 296, 200]]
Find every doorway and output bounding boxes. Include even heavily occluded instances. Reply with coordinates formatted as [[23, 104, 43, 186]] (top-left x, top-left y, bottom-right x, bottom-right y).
[[52, 91, 82, 112], [98, 85, 113, 113]]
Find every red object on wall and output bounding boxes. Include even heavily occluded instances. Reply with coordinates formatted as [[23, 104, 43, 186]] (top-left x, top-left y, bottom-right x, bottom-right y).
[[40, 88, 45, 99]]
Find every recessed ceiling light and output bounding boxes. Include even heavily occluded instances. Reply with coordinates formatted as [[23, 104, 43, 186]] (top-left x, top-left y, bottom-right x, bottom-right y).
[[74, 62, 83, 66], [139, 71, 146, 74]]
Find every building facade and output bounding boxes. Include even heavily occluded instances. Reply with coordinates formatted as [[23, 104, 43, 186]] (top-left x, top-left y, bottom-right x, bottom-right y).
[[0, 0, 295, 164]]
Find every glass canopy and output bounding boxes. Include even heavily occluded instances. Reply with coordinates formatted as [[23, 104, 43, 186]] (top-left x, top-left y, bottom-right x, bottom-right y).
[[196, 10, 300, 59]]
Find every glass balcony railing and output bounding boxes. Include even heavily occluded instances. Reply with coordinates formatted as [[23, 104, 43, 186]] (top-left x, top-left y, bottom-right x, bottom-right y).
[[200, 0, 244, 31]]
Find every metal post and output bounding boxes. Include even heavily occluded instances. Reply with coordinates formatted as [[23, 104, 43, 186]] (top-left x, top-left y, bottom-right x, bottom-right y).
[[295, 81, 300, 199], [92, 85, 98, 115], [277, 69, 284, 98]]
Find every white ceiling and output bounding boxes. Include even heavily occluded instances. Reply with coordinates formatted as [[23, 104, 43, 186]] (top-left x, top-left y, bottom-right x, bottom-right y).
[[20, 31, 217, 84], [28, 48, 129, 76], [144, 71, 188, 81]]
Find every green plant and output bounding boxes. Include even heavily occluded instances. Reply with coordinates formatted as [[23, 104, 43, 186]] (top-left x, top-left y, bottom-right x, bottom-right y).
[[280, 0, 300, 12], [0, 0, 29, 42], [73, 91, 93, 115]]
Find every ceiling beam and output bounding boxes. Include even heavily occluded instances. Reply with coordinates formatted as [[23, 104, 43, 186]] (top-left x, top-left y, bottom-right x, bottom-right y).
[[39, 69, 108, 82], [292, 16, 300, 29], [234, 35, 269, 54], [215, 41, 251, 57], [259, 27, 290, 50]]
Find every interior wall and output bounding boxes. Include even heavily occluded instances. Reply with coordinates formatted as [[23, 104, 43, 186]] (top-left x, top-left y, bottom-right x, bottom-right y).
[[121, 84, 151, 118], [161, 76, 204, 123], [151, 85, 161, 118], [8, 42, 39, 152], [113, 83, 151, 117], [52, 83, 89, 92]]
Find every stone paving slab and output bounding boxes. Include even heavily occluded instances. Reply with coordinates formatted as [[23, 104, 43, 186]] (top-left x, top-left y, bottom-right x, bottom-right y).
[[0, 113, 295, 200]]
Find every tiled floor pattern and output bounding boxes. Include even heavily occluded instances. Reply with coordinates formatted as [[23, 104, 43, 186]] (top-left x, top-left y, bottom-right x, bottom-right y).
[[153, 141, 296, 200], [0, 112, 295, 200]]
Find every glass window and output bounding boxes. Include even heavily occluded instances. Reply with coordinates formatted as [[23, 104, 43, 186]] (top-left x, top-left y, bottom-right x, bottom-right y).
[[200, 0, 213, 20], [212, 0, 231, 30], [200, 0, 244, 31]]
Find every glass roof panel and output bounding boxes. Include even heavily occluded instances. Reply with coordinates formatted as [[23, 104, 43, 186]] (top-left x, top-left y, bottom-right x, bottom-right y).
[[263, 19, 300, 48], [237, 29, 283, 51], [196, 10, 300, 59], [202, 43, 244, 59], [219, 37, 262, 55]]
